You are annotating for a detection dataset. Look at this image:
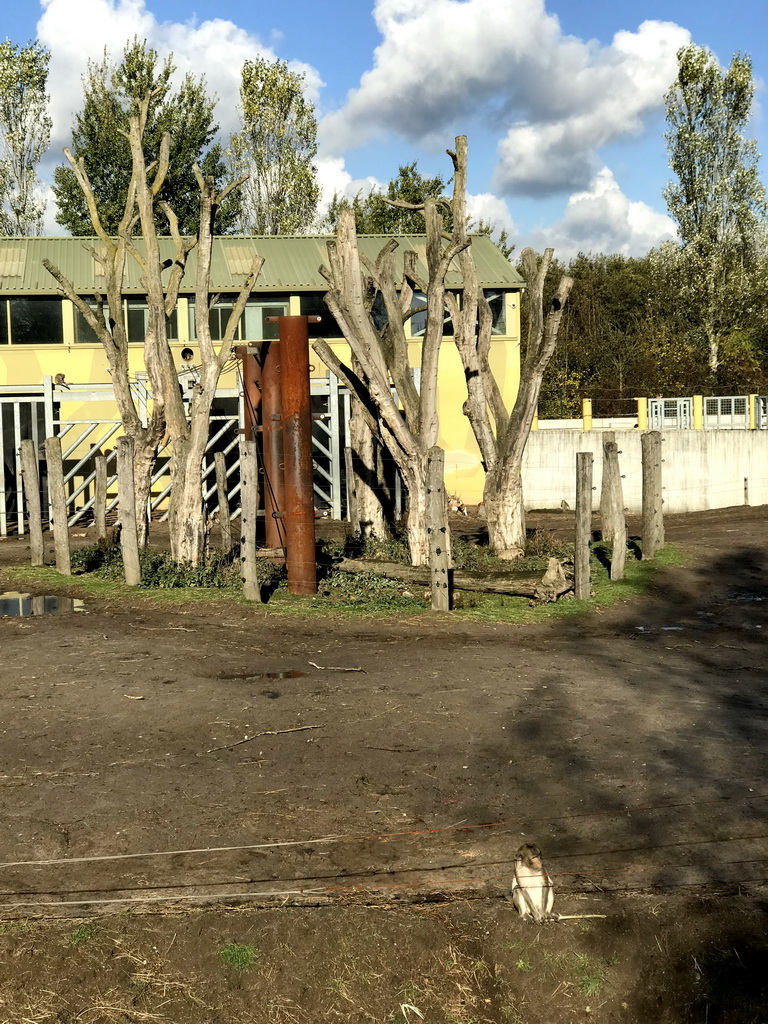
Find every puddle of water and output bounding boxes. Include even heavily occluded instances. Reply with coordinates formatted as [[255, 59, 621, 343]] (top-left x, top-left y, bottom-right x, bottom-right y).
[[0, 592, 85, 617]]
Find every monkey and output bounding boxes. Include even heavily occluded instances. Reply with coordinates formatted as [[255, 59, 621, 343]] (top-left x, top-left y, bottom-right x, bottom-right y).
[[509, 842, 557, 923]]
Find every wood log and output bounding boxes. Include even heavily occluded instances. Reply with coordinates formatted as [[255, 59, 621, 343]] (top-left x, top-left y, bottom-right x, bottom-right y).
[[239, 437, 262, 602], [333, 558, 567, 598], [426, 446, 451, 611], [116, 436, 141, 585], [94, 454, 107, 542], [44, 435, 71, 575], [641, 431, 664, 560], [574, 451, 593, 600], [602, 439, 626, 580], [214, 451, 232, 553], [19, 440, 45, 566]]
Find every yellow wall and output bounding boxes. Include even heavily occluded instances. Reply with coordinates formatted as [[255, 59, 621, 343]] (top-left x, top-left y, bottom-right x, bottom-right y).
[[1, 291, 521, 506]]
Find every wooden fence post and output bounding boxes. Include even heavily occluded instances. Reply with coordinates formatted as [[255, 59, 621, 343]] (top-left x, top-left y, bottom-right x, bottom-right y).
[[19, 440, 45, 566], [601, 436, 626, 581], [574, 451, 593, 600], [116, 436, 141, 585], [214, 452, 232, 554], [641, 431, 664, 560], [426, 446, 451, 611], [94, 455, 107, 542], [239, 437, 262, 602], [44, 436, 71, 576]]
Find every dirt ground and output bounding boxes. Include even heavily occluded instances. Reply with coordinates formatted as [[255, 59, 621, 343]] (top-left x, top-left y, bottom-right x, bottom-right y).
[[0, 506, 766, 1023]]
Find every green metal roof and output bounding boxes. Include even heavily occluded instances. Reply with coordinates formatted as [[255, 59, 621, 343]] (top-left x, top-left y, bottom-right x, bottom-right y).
[[0, 234, 523, 295]]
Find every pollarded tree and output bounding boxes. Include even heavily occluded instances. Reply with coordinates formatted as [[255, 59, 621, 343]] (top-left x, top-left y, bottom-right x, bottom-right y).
[[44, 63, 260, 561], [664, 44, 767, 372], [228, 57, 320, 235], [441, 138, 573, 558], [313, 204, 468, 565], [53, 39, 238, 236], [0, 40, 51, 235]]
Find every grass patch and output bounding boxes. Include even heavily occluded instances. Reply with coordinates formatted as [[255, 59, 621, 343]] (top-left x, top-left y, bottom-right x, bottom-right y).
[[67, 923, 97, 948], [218, 941, 257, 971], [1, 542, 687, 624]]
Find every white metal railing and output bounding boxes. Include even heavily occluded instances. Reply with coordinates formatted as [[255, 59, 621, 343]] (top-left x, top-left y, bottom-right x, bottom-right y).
[[648, 397, 692, 430], [703, 395, 749, 429]]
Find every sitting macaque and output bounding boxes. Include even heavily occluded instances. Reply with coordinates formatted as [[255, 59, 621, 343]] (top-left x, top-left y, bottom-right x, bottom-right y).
[[509, 842, 557, 922]]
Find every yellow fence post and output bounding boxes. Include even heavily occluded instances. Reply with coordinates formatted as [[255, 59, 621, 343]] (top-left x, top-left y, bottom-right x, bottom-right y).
[[582, 398, 593, 431], [749, 394, 757, 429], [635, 397, 648, 430], [531, 409, 539, 431], [693, 395, 703, 429]]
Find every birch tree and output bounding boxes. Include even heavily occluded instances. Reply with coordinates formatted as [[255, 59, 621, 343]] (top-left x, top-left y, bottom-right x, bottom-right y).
[[228, 57, 319, 234], [43, 57, 260, 561], [0, 40, 51, 235], [664, 44, 766, 372]]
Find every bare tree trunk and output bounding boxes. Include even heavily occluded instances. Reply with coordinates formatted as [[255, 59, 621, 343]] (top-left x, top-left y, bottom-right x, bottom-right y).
[[482, 461, 526, 559], [168, 408, 211, 564], [348, 400, 388, 539], [402, 457, 429, 567]]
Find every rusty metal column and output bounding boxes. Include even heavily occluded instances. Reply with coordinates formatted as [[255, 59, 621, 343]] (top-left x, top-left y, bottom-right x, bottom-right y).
[[271, 315, 318, 595], [236, 347, 261, 442], [260, 339, 286, 550]]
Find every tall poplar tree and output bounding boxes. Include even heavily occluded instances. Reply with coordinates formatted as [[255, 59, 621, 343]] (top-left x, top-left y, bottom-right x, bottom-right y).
[[0, 39, 51, 235], [228, 57, 319, 234], [53, 40, 236, 236], [663, 44, 766, 372]]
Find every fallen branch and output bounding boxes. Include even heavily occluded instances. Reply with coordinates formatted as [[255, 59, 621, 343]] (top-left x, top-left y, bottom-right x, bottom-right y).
[[333, 561, 573, 598], [309, 661, 366, 673], [205, 724, 322, 754]]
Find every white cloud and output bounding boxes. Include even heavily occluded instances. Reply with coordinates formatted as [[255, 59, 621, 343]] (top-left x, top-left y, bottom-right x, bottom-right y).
[[523, 168, 678, 260], [314, 156, 382, 225], [318, 0, 689, 198], [466, 192, 517, 237], [37, 0, 322, 165]]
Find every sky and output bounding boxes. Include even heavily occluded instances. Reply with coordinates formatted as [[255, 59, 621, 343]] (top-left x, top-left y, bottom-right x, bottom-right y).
[[3, 0, 767, 259]]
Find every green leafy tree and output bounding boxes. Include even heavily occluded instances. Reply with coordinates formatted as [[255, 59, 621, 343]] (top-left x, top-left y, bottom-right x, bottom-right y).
[[0, 39, 51, 235], [229, 57, 319, 234], [663, 44, 767, 371], [325, 162, 450, 234], [53, 39, 236, 235]]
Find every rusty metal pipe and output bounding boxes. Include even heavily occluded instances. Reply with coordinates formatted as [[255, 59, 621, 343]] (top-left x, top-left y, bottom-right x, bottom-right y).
[[275, 316, 317, 596], [260, 339, 286, 550]]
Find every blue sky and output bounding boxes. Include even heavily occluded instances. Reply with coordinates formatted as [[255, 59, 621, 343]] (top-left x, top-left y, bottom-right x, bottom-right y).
[[4, 0, 766, 257]]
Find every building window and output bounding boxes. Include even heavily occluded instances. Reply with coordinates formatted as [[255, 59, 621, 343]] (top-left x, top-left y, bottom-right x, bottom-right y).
[[8, 297, 64, 345], [189, 296, 288, 341], [300, 293, 344, 338], [126, 299, 178, 343], [409, 290, 455, 338], [75, 300, 102, 343], [0, 300, 8, 345], [484, 289, 507, 335]]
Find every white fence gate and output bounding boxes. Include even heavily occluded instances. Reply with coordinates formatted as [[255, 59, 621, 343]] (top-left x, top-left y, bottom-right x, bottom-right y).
[[0, 374, 354, 536]]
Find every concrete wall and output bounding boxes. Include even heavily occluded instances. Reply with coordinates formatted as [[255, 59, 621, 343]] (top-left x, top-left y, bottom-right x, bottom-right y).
[[523, 429, 768, 513]]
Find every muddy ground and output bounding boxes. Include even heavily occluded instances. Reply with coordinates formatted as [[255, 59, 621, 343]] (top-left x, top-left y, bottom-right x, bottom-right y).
[[0, 507, 766, 1023]]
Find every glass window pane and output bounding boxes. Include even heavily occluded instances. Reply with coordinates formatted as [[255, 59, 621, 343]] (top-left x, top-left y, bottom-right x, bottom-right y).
[[0, 300, 7, 345], [75, 299, 101, 343], [300, 293, 343, 338], [166, 307, 178, 341], [126, 300, 147, 343], [484, 289, 507, 335], [9, 298, 64, 344], [410, 291, 454, 338]]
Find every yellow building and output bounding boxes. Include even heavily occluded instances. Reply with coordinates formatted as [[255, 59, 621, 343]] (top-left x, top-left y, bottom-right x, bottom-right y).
[[0, 235, 522, 529]]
